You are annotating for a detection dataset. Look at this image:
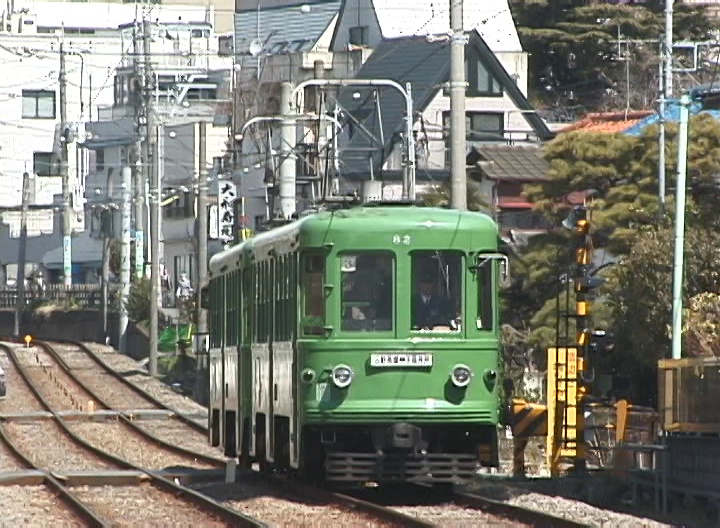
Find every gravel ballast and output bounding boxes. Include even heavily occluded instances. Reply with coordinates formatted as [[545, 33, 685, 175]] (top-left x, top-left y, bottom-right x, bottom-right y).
[[191, 481, 403, 527], [0, 485, 83, 525], [70, 484, 228, 526], [67, 421, 217, 470], [4, 421, 116, 472]]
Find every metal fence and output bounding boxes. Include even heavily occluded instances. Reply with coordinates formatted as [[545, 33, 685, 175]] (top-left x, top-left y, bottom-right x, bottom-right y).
[[0, 284, 120, 310]]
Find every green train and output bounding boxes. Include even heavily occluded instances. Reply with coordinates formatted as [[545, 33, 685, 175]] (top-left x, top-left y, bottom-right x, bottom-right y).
[[206, 203, 507, 485]]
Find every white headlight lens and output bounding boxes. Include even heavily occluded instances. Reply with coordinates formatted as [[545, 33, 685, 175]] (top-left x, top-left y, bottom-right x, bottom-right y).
[[451, 364, 472, 388], [332, 364, 354, 388]]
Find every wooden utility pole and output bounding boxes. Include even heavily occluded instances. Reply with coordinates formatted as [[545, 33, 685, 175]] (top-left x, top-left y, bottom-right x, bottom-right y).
[[14, 172, 31, 337]]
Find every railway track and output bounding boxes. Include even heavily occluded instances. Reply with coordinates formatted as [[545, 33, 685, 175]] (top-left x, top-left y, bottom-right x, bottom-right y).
[[0, 342, 261, 526], [3, 338, 598, 527]]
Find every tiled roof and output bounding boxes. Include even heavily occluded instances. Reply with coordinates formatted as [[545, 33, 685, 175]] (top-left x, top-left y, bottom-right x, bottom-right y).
[[470, 144, 548, 182], [559, 111, 654, 134]]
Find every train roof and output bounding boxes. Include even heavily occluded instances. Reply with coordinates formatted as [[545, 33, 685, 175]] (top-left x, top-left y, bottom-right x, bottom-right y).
[[209, 205, 498, 277]]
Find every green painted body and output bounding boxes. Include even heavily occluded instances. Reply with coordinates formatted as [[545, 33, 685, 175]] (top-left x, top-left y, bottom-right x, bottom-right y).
[[207, 204, 502, 480]]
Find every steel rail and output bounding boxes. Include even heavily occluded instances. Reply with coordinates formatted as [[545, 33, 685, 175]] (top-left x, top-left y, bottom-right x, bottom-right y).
[[0, 343, 112, 526], [29, 336, 208, 433], [2, 342, 264, 527], [34, 339, 221, 466], [452, 490, 591, 528]]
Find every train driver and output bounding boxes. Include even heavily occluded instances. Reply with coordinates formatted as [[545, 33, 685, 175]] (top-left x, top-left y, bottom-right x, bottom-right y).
[[412, 273, 454, 330]]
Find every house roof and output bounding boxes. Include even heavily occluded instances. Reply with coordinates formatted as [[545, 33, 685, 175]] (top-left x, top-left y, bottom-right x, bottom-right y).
[[559, 111, 653, 134], [42, 234, 104, 268], [371, 0, 522, 52], [233, 0, 341, 55], [470, 144, 548, 182], [335, 31, 552, 179]]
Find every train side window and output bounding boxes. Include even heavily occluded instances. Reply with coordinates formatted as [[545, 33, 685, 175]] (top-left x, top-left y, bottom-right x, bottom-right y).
[[340, 252, 393, 332], [302, 254, 325, 335], [477, 259, 494, 331]]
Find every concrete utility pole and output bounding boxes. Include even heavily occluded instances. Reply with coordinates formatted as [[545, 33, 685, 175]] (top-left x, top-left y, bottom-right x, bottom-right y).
[[279, 81, 297, 220], [449, 0, 467, 211], [664, 0, 674, 98], [658, 39, 667, 219], [14, 172, 31, 337], [59, 36, 72, 285], [119, 166, 132, 355], [145, 13, 159, 377], [133, 19, 145, 280], [671, 93, 690, 360], [196, 121, 209, 404]]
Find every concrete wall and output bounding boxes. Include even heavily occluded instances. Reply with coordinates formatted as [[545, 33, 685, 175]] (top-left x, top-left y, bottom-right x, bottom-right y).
[[0, 309, 149, 360]]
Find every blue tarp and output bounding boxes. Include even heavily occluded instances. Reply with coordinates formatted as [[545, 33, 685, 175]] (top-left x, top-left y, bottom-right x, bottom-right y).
[[623, 101, 720, 136]]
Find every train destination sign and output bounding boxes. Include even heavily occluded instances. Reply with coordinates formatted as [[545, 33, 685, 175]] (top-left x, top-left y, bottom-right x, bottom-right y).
[[370, 353, 433, 367]]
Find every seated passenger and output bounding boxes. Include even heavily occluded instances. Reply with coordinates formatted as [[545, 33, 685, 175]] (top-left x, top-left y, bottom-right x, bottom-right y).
[[412, 274, 454, 330]]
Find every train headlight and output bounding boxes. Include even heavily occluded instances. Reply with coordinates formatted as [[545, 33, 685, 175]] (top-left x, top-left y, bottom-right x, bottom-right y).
[[450, 364, 472, 388], [331, 364, 354, 389], [301, 368, 316, 384]]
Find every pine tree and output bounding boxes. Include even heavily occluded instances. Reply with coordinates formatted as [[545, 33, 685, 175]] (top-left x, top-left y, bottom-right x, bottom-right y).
[[510, 0, 713, 111]]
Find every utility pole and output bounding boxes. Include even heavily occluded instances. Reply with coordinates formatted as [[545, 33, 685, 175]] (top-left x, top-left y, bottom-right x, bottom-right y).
[[449, 0, 467, 211], [145, 13, 159, 377], [196, 121, 209, 404], [658, 39, 667, 219], [119, 166, 132, 355], [671, 93, 690, 360], [133, 19, 145, 280], [279, 81, 297, 220], [664, 0, 674, 98], [14, 172, 31, 337], [59, 35, 72, 285]]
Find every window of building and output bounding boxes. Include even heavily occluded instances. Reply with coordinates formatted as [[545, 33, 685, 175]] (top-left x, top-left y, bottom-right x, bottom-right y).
[[467, 112, 504, 140], [173, 255, 194, 292], [349, 26, 369, 46], [22, 90, 55, 119], [340, 252, 393, 332], [95, 149, 105, 173], [443, 50, 503, 98], [33, 152, 60, 176], [470, 56, 503, 97], [411, 250, 462, 332], [443, 111, 505, 147], [301, 253, 325, 335], [164, 191, 194, 219]]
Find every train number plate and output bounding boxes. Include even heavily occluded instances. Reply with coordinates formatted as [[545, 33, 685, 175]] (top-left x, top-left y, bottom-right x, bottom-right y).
[[370, 353, 433, 368]]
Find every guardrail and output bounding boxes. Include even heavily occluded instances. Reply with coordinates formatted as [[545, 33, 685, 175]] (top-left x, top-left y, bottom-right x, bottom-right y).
[[0, 284, 120, 310]]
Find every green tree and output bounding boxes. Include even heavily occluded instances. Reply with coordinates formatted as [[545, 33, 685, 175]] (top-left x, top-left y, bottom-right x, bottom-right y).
[[608, 226, 720, 403], [126, 277, 151, 323], [109, 237, 138, 278], [510, 1, 712, 110], [514, 114, 720, 362]]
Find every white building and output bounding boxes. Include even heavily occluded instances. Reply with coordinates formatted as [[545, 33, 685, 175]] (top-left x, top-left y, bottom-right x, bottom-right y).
[[0, 2, 226, 283]]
